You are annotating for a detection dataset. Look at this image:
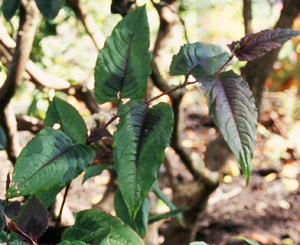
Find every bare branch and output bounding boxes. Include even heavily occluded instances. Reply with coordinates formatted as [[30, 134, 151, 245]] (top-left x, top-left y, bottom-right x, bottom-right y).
[[0, 0, 39, 163], [243, 0, 253, 34], [66, 0, 106, 50]]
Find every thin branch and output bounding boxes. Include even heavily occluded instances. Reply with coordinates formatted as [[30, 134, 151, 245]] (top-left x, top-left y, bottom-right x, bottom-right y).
[[243, 0, 253, 34], [66, 0, 106, 50], [55, 183, 71, 228], [0, 0, 39, 163]]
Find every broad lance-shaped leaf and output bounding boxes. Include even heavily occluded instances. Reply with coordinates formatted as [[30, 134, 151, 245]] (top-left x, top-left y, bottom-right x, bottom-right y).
[[114, 100, 174, 220], [2, 0, 20, 20], [170, 42, 231, 83], [6, 127, 95, 198], [94, 6, 151, 104], [35, 0, 64, 19], [45, 96, 88, 144], [62, 209, 144, 245], [207, 71, 257, 182], [228, 28, 300, 61]]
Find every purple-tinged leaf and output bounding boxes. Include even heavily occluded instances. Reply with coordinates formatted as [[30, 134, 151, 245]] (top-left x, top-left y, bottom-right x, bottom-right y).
[[85, 128, 112, 145], [17, 196, 48, 242], [206, 71, 257, 182], [228, 28, 300, 61]]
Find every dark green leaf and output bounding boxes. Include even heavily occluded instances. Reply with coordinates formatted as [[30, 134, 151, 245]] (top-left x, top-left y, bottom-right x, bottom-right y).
[[6, 127, 94, 198], [35, 0, 64, 19], [170, 42, 231, 82], [114, 100, 174, 220], [62, 209, 144, 245], [2, 0, 20, 20], [94, 6, 151, 104], [45, 96, 87, 144], [83, 164, 114, 183], [0, 125, 7, 150], [233, 236, 261, 245], [114, 189, 149, 238], [17, 196, 48, 242], [207, 71, 257, 183]]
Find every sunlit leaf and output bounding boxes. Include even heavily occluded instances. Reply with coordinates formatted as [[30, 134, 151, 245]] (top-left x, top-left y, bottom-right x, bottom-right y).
[[207, 71, 257, 182], [6, 127, 94, 198], [233, 236, 261, 245], [94, 6, 151, 104], [170, 42, 231, 82], [228, 28, 300, 61], [114, 100, 174, 220], [62, 209, 144, 244], [45, 96, 88, 144]]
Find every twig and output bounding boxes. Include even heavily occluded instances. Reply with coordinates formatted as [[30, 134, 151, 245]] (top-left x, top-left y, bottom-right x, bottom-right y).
[[0, 0, 37, 163], [55, 183, 71, 228]]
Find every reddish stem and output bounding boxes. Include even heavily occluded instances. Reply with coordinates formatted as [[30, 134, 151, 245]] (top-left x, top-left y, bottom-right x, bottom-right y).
[[146, 80, 197, 104]]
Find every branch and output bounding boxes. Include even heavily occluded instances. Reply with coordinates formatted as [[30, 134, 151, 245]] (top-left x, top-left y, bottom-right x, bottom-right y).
[[65, 0, 106, 50], [0, 18, 100, 115], [243, 0, 253, 34], [0, 0, 39, 163]]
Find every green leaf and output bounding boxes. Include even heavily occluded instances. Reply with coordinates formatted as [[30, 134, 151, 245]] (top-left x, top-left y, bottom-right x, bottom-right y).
[[207, 71, 257, 183], [94, 6, 151, 104], [45, 96, 88, 144], [83, 164, 114, 183], [114, 100, 174, 220], [35, 0, 64, 19], [2, 0, 20, 20], [148, 207, 188, 224], [6, 127, 94, 198], [0, 125, 7, 150], [62, 209, 144, 245], [152, 185, 184, 226], [233, 236, 261, 245], [114, 189, 149, 238], [170, 42, 231, 82]]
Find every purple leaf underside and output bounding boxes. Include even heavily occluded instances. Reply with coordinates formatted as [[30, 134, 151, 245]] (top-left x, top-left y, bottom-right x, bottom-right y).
[[228, 28, 300, 61]]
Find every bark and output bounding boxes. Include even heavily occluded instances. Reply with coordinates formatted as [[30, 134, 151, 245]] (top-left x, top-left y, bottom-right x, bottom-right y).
[[243, 0, 253, 34], [66, 0, 106, 50], [0, 0, 39, 163]]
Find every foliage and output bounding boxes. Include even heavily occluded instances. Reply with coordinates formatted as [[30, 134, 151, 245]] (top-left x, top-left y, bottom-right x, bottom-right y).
[[1, 2, 299, 244]]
